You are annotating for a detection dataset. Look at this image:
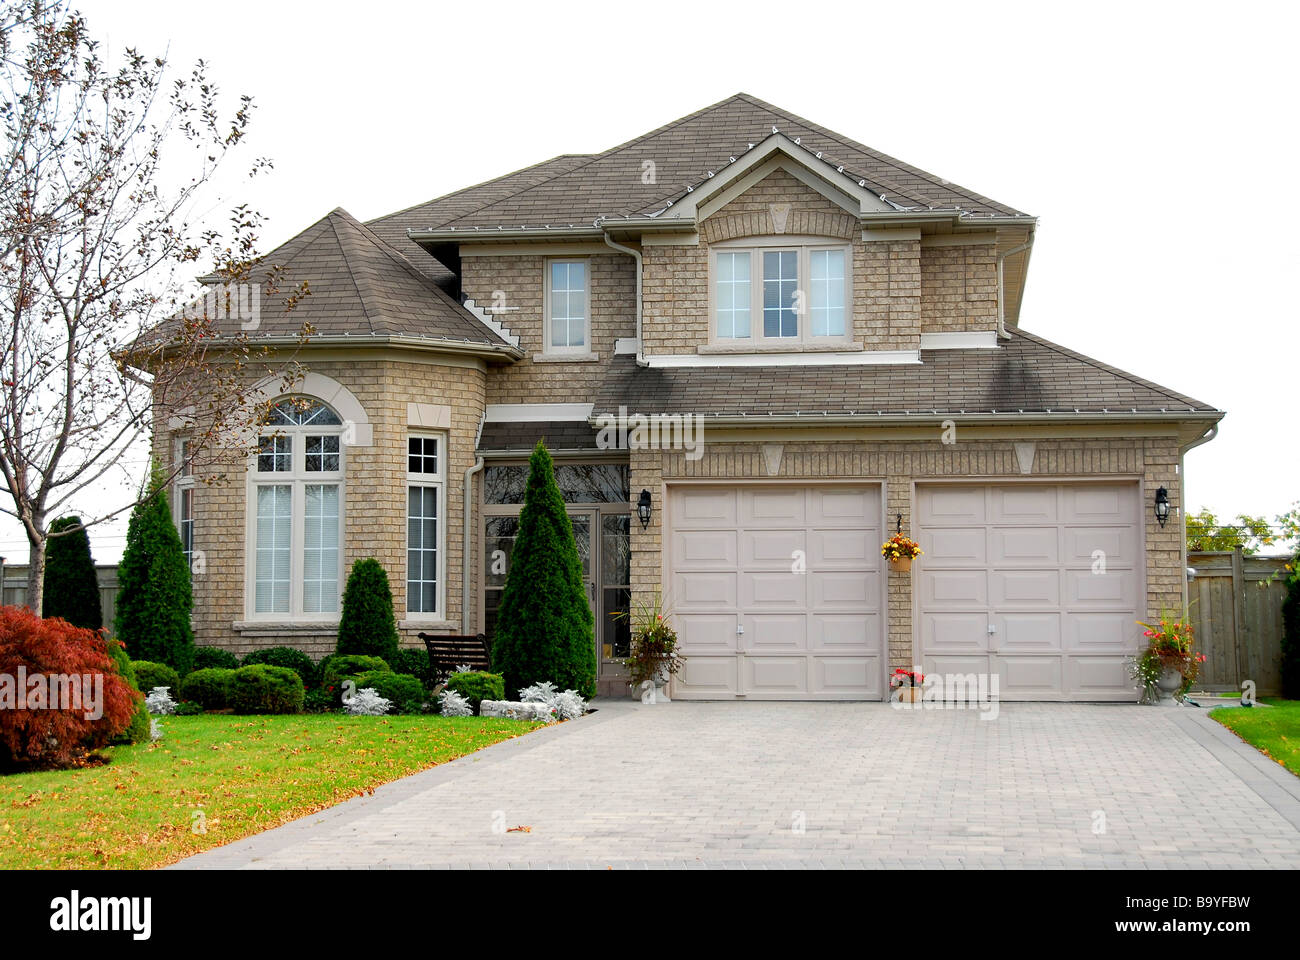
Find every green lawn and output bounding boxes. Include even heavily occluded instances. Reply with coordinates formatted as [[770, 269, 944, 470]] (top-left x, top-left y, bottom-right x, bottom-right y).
[[1211, 698, 1300, 777], [0, 713, 539, 869]]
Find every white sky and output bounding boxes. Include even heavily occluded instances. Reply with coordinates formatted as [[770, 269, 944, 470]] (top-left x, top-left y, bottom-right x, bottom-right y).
[[4, 0, 1296, 565]]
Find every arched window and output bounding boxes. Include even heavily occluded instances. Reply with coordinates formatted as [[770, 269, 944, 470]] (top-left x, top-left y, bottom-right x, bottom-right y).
[[248, 396, 345, 618]]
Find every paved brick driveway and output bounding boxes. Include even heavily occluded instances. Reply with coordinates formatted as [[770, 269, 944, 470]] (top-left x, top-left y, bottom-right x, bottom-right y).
[[173, 701, 1300, 869]]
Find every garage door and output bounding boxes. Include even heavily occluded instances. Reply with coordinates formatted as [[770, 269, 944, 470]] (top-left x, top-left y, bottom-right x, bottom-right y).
[[916, 482, 1143, 701], [667, 484, 884, 700]]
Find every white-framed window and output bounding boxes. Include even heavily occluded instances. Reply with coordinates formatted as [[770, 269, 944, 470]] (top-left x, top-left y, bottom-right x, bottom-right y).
[[544, 259, 589, 354], [406, 433, 445, 619], [711, 239, 852, 345], [174, 438, 195, 570], [246, 396, 345, 619]]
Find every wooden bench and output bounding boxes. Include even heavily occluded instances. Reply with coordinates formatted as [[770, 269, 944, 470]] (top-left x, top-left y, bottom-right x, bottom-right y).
[[419, 633, 491, 682]]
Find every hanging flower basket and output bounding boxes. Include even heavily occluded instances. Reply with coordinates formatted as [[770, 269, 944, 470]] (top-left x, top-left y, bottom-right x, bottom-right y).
[[882, 535, 922, 573]]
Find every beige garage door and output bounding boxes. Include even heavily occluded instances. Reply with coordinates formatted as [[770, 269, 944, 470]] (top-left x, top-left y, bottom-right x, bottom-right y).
[[916, 482, 1143, 701], [667, 484, 884, 700]]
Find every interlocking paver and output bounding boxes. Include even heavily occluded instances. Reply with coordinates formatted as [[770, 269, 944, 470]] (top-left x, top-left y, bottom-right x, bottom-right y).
[[171, 701, 1300, 869]]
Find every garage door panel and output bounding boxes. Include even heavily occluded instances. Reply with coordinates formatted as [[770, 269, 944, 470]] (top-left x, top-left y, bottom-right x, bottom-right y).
[[923, 527, 987, 565], [1067, 656, 1133, 699], [924, 655, 990, 681], [919, 486, 985, 525], [991, 485, 1057, 523], [741, 529, 806, 569], [811, 657, 880, 696], [920, 569, 987, 607], [811, 486, 879, 525], [740, 573, 806, 609], [922, 612, 987, 652], [990, 527, 1059, 565], [742, 488, 806, 526], [676, 656, 737, 697], [998, 656, 1063, 699], [811, 571, 876, 609], [991, 569, 1060, 606], [672, 529, 738, 570], [744, 656, 808, 695], [994, 613, 1062, 652], [1065, 569, 1137, 607], [1064, 527, 1137, 567], [809, 528, 872, 567], [1064, 485, 1133, 523], [810, 614, 878, 651], [673, 487, 737, 525], [675, 614, 737, 653], [672, 571, 736, 609], [746, 614, 807, 651], [1068, 613, 1141, 651]]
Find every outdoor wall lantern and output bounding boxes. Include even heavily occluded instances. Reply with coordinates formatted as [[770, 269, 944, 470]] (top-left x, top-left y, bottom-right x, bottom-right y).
[[637, 489, 653, 529], [1154, 487, 1170, 527]]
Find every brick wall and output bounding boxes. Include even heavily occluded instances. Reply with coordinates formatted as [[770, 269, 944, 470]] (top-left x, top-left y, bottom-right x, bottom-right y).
[[920, 243, 998, 334], [460, 253, 636, 404]]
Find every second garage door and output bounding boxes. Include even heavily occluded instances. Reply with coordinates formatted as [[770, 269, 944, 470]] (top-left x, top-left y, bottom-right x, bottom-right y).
[[667, 484, 884, 700], [916, 482, 1143, 701]]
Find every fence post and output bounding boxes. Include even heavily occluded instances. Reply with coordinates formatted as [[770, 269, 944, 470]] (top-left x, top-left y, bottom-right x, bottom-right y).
[[1231, 545, 1249, 688]]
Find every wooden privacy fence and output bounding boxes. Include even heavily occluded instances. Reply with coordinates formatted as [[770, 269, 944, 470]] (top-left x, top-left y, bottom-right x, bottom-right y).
[[1, 563, 121, 631], [1187, 550, 1288, 695]]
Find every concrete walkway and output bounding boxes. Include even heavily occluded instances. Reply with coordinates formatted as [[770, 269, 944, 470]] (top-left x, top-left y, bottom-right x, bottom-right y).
[[172, 700, 1300, 869]]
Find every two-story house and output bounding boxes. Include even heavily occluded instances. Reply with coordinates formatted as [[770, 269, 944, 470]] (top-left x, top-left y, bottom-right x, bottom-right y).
[[168, 93, 1222, 701]]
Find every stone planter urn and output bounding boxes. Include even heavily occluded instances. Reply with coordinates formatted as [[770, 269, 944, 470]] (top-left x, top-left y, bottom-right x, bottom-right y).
[[633, 667, 672, 704], [1155, 665, 1184, 705], [889, 556, 913, 573]]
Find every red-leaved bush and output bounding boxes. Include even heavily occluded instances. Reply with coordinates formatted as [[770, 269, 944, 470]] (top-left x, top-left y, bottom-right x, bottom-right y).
[[0, 605, 139, 769]]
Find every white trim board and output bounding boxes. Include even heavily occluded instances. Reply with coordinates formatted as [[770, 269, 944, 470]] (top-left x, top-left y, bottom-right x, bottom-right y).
[[484, 403, 595, 422], [919, 331, 1000, 350], [642, 350, 921, 368]]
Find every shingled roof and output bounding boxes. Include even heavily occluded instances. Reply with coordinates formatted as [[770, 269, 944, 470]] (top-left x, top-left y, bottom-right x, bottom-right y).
[[195, 207, 512, 348], [592, 329, 1220, 420], [386, 93, 1027, 234]]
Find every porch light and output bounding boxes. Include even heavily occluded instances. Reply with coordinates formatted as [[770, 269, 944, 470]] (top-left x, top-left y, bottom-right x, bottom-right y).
[[1154, 487, 1170, 527], [637, 489, 652, 530]]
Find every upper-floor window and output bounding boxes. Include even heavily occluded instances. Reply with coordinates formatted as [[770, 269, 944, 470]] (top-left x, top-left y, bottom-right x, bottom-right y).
[[712, 239, 851, 345], [174, 438, 195, 571], [545, 259, 588, 353], [248, 397, 345, 619]]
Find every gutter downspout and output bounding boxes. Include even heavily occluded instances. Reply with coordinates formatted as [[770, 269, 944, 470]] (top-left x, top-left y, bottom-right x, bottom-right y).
[[463, 415, 486, 634], [1177, 422, 1220, 605], [603, 232, 645, 366], [996, 235, 1034, 338]]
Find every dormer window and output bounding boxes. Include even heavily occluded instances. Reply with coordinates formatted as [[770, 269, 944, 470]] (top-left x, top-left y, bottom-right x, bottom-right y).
[[712, 238, 852, 346]]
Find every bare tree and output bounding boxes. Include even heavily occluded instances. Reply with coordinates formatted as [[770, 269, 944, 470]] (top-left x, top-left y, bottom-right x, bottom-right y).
[[0, 1, 309, 611]]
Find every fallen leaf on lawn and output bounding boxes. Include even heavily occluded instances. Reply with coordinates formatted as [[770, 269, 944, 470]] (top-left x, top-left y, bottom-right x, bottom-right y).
[[507, 825, 532, 833]]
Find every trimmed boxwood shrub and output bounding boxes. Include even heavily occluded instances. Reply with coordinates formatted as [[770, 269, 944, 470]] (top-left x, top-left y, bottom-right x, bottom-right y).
[[106, 637, 150, 746], [443, 671, 505, 715], [0, 608, 138, 768], [336, 558, 400, 662], [180, 668, 236, 710], [319, 654, 390, 694], [389, 647, 435, 692], [241, 646, 316, 689], [228, 665, 304, 715], [132, 660, 181, 697], [352, 671, 425, 714], [192, 646, 240, 672]]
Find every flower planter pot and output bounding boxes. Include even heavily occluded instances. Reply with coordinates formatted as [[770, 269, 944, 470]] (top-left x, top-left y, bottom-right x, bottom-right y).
[[895, 686, 923, 703], [1155, 665, 1184, 705], [889, 556, 913, 573]]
